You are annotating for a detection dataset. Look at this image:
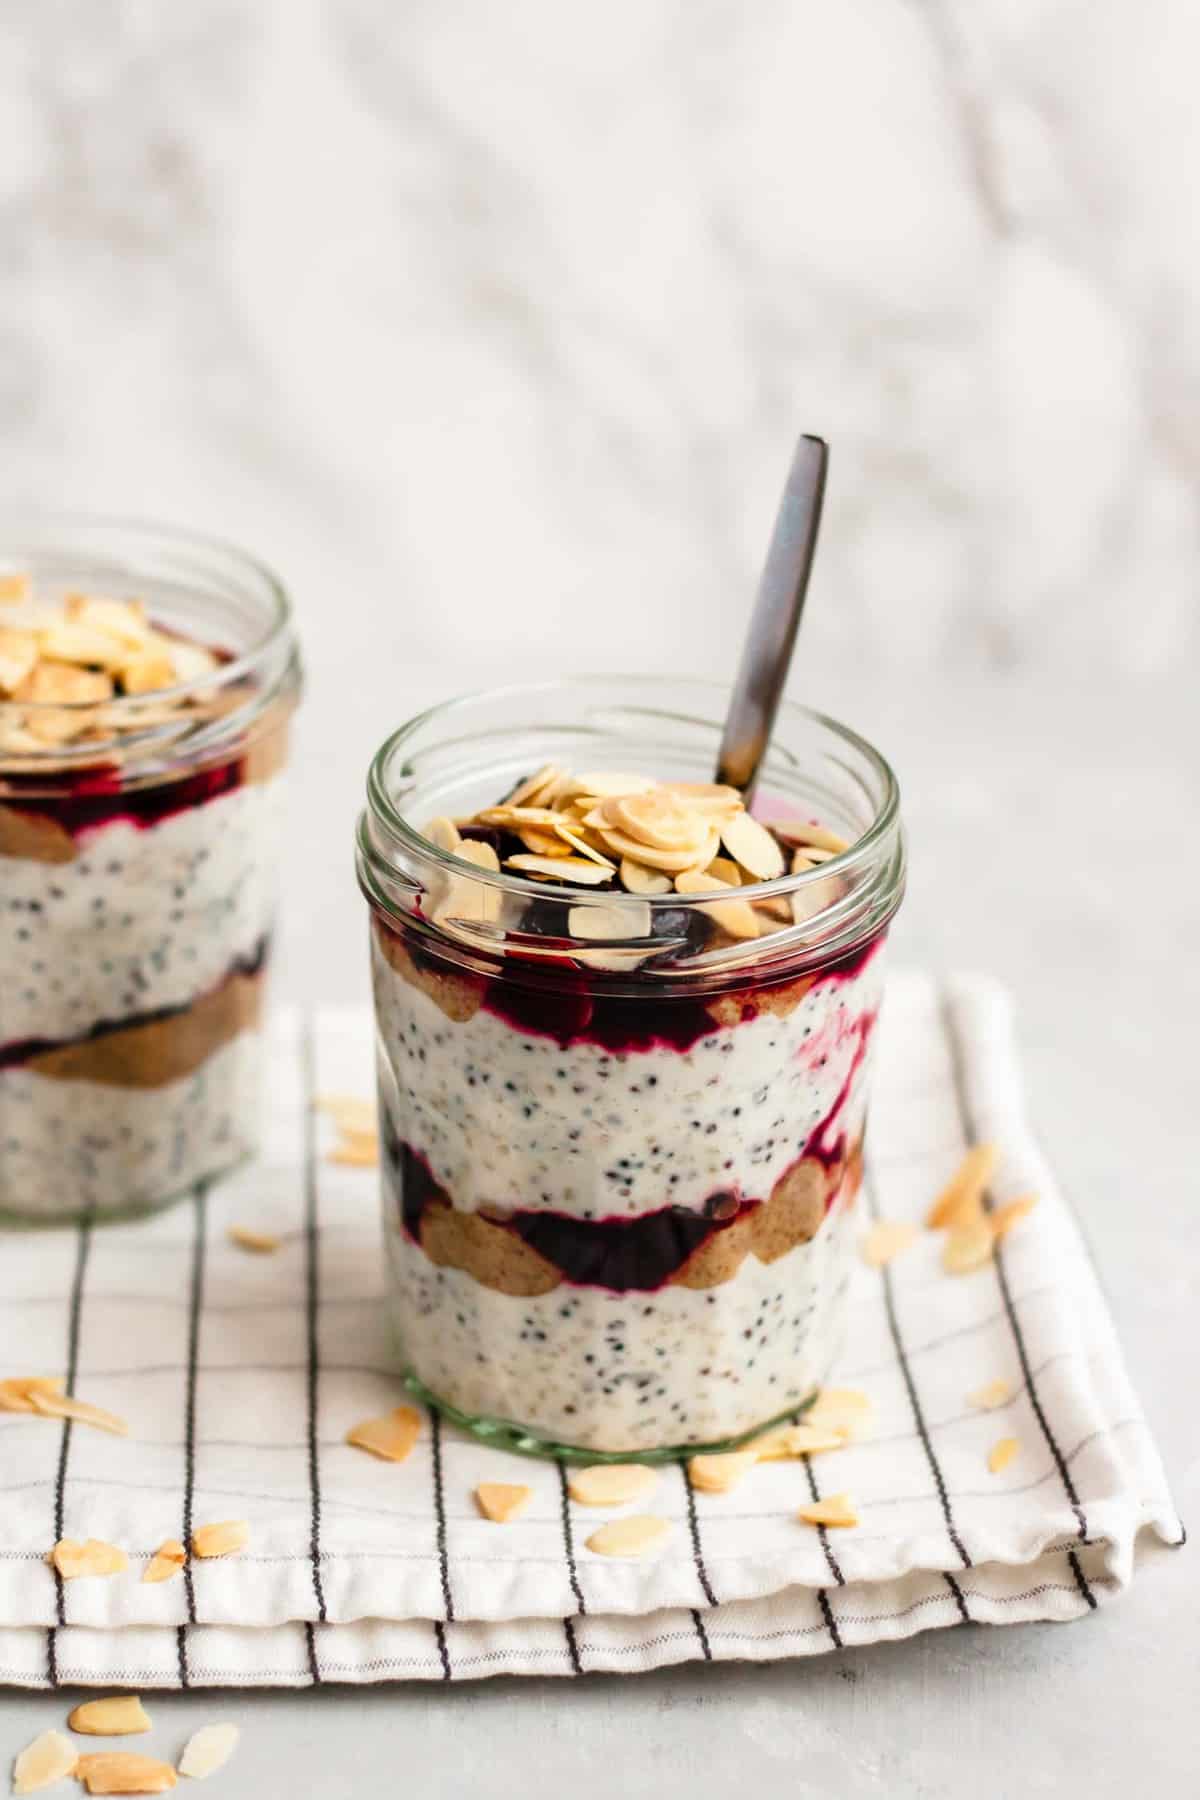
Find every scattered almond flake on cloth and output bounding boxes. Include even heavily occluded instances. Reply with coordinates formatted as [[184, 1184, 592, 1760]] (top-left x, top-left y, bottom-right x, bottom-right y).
[[0, 992, 1182, 1687], [177, 1725, 239, 1782], [13, 1730, 77, 1795], [67, 1697, 151, 1736]]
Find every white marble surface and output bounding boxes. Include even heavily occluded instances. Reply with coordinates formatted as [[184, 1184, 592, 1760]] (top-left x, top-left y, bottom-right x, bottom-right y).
[[3, 3, 1198, 1791]]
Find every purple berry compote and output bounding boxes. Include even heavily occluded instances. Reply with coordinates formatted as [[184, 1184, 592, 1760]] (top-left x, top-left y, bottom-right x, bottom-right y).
[[0, 522, 300, 1222], [358, 678, 904, 1457]]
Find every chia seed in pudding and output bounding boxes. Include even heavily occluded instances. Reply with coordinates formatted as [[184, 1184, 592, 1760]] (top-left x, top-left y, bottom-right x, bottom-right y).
[[363, 757, 900, 1455]]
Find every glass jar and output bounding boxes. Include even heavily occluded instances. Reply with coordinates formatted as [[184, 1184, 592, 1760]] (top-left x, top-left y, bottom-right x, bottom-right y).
[[357, 676, 904, 1459], [0, 516, 301, 1223]]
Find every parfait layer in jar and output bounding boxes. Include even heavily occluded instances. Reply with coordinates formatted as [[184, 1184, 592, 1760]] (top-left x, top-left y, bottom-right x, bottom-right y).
[[0, 520, 300, 1223], [358, 678, 904, 1458]]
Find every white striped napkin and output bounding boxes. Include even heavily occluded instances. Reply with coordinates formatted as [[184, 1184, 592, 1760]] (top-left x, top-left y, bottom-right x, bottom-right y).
[[0, 981, 1182, 1688]]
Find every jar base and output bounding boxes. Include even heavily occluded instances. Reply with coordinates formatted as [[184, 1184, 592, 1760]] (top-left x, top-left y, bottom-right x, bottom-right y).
[[401, 1367, 821, 1465]]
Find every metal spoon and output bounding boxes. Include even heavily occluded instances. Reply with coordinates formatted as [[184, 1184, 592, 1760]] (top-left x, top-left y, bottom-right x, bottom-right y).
[[715, 433, 828, 800]]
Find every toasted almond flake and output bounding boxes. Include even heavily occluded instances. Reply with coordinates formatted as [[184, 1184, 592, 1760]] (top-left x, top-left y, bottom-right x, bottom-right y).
[[797, 1492, 859, 1528], [13, 1729, 78, 1794], [688, 1450, 759, 1493], [64, 594, 148, 645], [458, 837, 500, 873], [142, 1539, 187, 1584], [177, 1724, 239, 1782], [345, 1405, 421, 1463], [990, 1193, 1038, 1240], [618, 858, 673, 895], [516, 827, 574, 857], [988, 1436, 1020, 1474], [674, 869, 761, 939], [316, 1094, 376, 1134], [774, 820, 850, 855], [861, 1219, 920, 1268], [0, 626, 38, 694], [506, 854, 612, 885], [967, 1378, 1014, 1411], [750, 1423, 847, 1460], [475, 1482, 533, 1523], [75, 1752, 177, 1794], [926, 1142, 999, 1229], [37, 622, 131, 671], [27, 1390, 129, 1436], [574, 770, 657, 797], [790, 873, 842, 926], [327, 1133, 378, 1167], [68, 1698, 151, 1738], [120, 654, 177, 695], [19, 660, 113, 708], [504, 763, 564, 807], [476, 805, 565, 828], [595, 826, 721, 873], [52, 1538, 129, 1579], [421, 815, 463, 853], [657, 781, 743, 814], [585, 1515, 671, 1557], [553, 824, 616, 868], [0, 571, 31, 604], [720, 811, 786, 880], [0, 1374, 64, 1414], [566, 900, 651, 943], [609, 791, 712, 854], [162, 640, 217, 684], [705, 856, 744, 886], [190, 1519, 249, 1560], [568, 1463, 658, 1507], [227, 1225, 282, 1253], [942, 1216, 995, 1274]]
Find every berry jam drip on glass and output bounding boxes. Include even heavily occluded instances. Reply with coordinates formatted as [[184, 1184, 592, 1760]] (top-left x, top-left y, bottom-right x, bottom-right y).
[[0, 525, 300, 1222], [358, 682, 906, 1458]]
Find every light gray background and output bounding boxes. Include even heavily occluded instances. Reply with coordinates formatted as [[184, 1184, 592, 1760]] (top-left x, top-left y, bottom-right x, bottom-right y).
[[2, 3, 1197, 1794]]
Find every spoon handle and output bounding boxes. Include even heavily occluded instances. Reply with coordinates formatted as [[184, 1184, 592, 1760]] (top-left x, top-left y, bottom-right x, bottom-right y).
[[715, 433, 828, 799]]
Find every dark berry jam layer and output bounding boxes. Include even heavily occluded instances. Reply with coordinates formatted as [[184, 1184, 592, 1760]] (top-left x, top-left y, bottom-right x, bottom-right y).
[[383, 1128, 857, 1297], [0, 936, 269, 1081]]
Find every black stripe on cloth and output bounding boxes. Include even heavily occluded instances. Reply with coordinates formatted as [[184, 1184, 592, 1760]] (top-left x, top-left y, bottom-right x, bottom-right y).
[[429, 1408, 454, 1678], [863, 1162, 972, 1623], [301, 1017, 327, 1682], [556, 1463, 586, 1675], [46, 1211, 95, 1687], [177, 1182, 208, 1686], [679, 1461, 718, 1624], [940, 990, 1098, 1612], [795, 1408, 844, 1649]]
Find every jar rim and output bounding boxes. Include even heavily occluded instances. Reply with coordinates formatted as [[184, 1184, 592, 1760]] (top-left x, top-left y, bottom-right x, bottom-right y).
[[0, 512, 297, 772], [364, 671, 902, 907]]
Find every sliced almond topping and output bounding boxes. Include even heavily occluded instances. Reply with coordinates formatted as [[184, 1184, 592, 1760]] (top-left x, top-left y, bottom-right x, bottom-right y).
[[774, 820, 850, 855], [674, 869, 760, 940], [142, 1539, 187, 1584], [190, 1519, 249, 1560], [861, 1219, 920, 1268], [942, 1216, 995, 1274], [316, 1094, 376, 1135], [568, 1463, 658, 1507], [506, 854, 612, 885], [504, 763, 564, 807], [608, 790, 711, 854], [704, 855, 744, 886], [574, 770, 657, 797], [75, 1752, 177, 1794], [476, 805, 565, 828], [0, 626, 38, 694], [68, 1698, 151, 1737], [619, 857, 673, 895], [52, 1538, 129, 1579], [227, 1225, 282, 1253], [120, 653, 177, 696], [345, 1405, 421, 1463], [64, 594, 148, 645], [29, 1390, 129, 1436], [566, 900, 651, 943], [657, 781, 743, 814], [37, 622, 131, 671], [720, 811, 786, 881], [987, 1436, 1020, 1474], [553, 824, 616, 868], [750, 1422, 847, 1460], [19, 660, 114, 707], [177, 1724, 239, 1782], [13, 1730, 78, 1795], [687, 1450, 759, 1493], [516, 826, 573, 857], [594, 826, 721, 874], [585, 1515, 671, 1557], [967, 1378, 1014, 1411], [790, 874, 843, 926], [926, 1143, 999, 1229], [990, 1193, 1038, 1240], [797, 1492, 859, 1529], [0, 1374, 64, 1414], [475, 1482, 533, 1523], [421, 815, 463, 853]]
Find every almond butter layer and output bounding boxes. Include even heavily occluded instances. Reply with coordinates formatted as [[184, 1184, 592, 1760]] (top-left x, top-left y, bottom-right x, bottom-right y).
[[19, 966, 263, 1088]]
